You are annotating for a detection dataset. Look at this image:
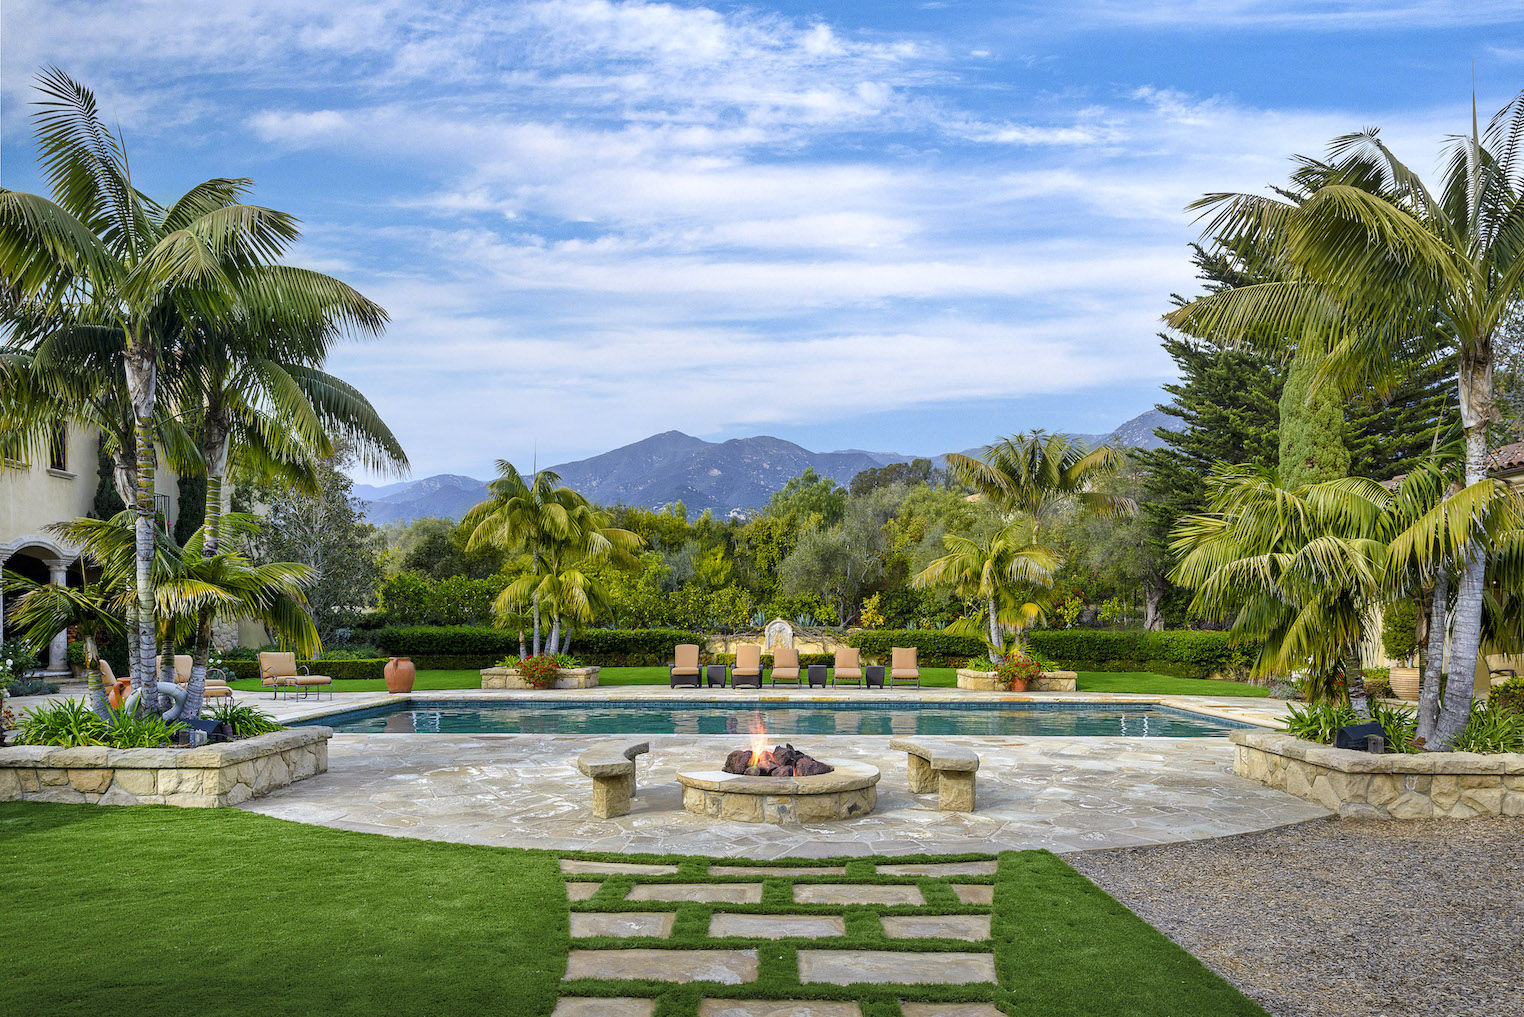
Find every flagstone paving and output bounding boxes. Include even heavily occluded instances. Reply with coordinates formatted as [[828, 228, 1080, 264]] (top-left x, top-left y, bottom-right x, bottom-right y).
[[796, 950, 998, 985], [950, 884, 993, 905], [707, 914, 847, 938], [241, 728, 1326, 857], [566, 881, 601, 901], [901, 1005, 1006, 1017], [570, 912, 675, 938], [791, 883, 926, 906], [555, 856, 1002, 1013], [564, 948, 760, 984], [552, 999, 656, 1017], [880, 914, 992, 940]]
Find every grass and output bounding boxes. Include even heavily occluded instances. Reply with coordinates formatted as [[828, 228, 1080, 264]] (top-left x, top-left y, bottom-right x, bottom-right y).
[[225, 667, 1269, 697], [0, 803, 1268, 1017]]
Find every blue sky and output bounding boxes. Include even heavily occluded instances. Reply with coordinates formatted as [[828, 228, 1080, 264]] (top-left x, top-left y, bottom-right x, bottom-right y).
[[5, 1, 1524, 481]]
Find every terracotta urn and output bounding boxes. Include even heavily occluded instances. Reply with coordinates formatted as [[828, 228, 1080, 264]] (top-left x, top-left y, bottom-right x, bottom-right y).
[[384, 656, 416, 694], [1388, 666, 1420, 701], [1006, 677, 1030, 693]]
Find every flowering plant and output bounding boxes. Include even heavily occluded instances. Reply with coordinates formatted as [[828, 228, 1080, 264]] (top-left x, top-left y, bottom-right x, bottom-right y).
[[994, 654, 1042, 690], [515, 654, 562, 689]]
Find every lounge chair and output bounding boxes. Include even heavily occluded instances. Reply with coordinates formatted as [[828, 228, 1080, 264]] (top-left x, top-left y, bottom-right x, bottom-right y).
[[669, 644, 702, 688], [163, 654, 235, 701], [769, 646, 801, 686], [831, 647, 863, 687], [731, 644, 763, 688], [890, 646, 921, 688], [259, 651, 332, 700]]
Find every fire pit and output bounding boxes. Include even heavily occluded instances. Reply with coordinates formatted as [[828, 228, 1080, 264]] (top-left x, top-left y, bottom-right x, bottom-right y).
[[676, 742, 879, 824]]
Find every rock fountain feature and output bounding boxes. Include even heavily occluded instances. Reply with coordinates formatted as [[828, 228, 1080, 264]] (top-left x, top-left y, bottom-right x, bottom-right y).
[[676, 742, 879, 824]]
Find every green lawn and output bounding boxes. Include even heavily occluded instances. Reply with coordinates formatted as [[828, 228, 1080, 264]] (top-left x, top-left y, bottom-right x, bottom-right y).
[[226, 667, 1269, 697], [0, 802, 1266, 1017]]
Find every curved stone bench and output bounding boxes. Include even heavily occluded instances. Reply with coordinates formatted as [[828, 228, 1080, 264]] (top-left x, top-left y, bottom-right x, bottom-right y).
[[889, 737, 979, 812], [577, 741, 650, 818]]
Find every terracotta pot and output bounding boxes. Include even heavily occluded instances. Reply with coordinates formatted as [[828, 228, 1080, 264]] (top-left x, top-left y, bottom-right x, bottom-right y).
[[1006, 677, 1030, 693], [1388, 666, 1420, 702], [384, 656, 415, 694]]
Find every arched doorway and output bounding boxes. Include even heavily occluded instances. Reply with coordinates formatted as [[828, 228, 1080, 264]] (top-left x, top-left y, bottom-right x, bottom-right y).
[[1, 535, 84, 675]]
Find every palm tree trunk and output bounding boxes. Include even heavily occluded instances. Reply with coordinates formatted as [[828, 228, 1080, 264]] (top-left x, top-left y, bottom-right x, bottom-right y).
[[1346, 644, 1369, 718], [987, 596, 1002, 665], [1417, 572, 1448, 746], [188, 421, 229, 695], [532, 592, 542, 657], [130, 416, 158, 714], [518, 628, 526, 658], [548, 614, 560, 657], [1435, 425, 1489, 746]]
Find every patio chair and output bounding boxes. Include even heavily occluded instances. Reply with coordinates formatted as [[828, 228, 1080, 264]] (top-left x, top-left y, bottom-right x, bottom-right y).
[[162, 654, 235, 701], [259, 651, 332, 700], [769, 646, 801, 686], [731, 644, 764, 688], [831, 647, 863, 687], [669, 644, 702, 688], [890, 647, 921, 688]]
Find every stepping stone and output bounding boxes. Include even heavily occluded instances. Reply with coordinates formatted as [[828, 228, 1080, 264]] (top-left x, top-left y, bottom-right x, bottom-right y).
[[566, 882, 601, 901], [902, 1005, 1004, 1017], [710, 865, 847, 877], [951, 884, 993, 905], [553, 999, 656, 1017], [876, 861, 996, 877], [564, 949, 758, 985], [709, 914, 846, 939], [699, 1002, 862, 1017], [881, 914, 991, 941], [561, 860, 680, 876], [797, 950, 997, 986], [792, 884, 925, 906], [571, 912, 676, 938], [626, 883, 763, 904]]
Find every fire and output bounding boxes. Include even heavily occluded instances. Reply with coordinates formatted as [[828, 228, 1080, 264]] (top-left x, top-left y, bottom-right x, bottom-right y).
[[747, 714, 769, 767]]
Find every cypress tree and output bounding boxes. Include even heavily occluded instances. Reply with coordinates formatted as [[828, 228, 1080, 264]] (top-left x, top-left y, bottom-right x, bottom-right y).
[[1346, 338, 1454, 480], [1278, 355, 1349, 488], [90, 439, 125, 519], [174, 472, 207, 547]]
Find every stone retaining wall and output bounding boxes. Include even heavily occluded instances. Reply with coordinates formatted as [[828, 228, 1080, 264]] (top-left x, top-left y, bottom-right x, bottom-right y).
[[1232, 729, 1524, 819], [480, 666, 600, 690], [955, 669, 1078, 693], [0, 727, 331, 808]]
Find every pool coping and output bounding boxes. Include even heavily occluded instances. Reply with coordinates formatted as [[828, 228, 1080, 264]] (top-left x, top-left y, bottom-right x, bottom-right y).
[[257, 688, 1289, 732]]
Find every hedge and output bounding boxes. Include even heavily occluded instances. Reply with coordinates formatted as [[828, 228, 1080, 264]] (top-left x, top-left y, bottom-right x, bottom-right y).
[[712, 652, 836, 667], [219, 658, 387, 682], [847, 630, 985, 667], [1026, 630, 1258, 681], [372, 626, 706, 667]]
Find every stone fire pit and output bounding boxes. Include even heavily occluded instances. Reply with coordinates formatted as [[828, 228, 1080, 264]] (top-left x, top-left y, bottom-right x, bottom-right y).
[[675, 761, 880, 824]]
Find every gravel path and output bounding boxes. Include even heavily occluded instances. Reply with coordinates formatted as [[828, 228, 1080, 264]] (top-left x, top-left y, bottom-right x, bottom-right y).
[[1071, 817, 1524, 1017]]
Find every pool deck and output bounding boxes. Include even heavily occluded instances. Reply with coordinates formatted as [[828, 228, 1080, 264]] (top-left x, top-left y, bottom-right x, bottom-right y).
[[211, 687, 1322, 858]]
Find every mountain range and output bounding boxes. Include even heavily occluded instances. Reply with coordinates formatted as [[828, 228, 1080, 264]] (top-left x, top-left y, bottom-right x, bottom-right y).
[[353, 408, 1170, 524]]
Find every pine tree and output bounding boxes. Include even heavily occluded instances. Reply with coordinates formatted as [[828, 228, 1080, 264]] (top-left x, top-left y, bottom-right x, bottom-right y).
[[1133, 245, 1283, 628], [1346, 335, 1455, 480], [1278, 355, 1349, 488]]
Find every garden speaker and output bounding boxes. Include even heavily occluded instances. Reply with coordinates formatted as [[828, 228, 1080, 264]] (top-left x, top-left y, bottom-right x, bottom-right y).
[[1334, 721, 1387, 752]]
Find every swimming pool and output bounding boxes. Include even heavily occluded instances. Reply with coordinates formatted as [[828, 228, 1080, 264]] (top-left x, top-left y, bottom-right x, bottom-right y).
[[296, 700, 1251, 738]]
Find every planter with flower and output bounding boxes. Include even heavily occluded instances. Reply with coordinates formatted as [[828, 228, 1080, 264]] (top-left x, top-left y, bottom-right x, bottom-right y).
[[956, 644, 1078, 693], [480, 653, 600, 690]]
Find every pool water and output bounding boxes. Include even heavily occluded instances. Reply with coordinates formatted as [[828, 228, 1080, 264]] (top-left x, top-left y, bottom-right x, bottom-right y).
[[297, 700, 1250, 738]]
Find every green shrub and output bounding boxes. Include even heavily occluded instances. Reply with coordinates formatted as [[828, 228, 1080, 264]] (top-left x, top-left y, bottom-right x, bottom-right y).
[[65, 642, 88, 666], [1381, 599, 1420, 664], [1362, 667, 1393, 700], [7, 677, 61, 696], [1489, 675, 1524, 715], [373, 626, 704, 667], [1024, 630, 1259, 681], [19, 698, 107, 746], [1283, 701, 1419, 752], [1450, 702, 1524, 754], [203, 701, 283, 738], [712, 652, 835, 667], [847, 630, 985, 666], [220, 658, 387, 682]]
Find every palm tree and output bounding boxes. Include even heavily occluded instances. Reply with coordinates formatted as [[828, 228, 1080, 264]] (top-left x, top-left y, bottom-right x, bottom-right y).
[[1171, 460, 1519, 732], [4, 512, 318, 719], [463, 463, 642, 654], [1166, 92, 1524, 745], [0, 69, 383, 710], [911, 523, 1057, 664], [946, 431, 1133, 539]]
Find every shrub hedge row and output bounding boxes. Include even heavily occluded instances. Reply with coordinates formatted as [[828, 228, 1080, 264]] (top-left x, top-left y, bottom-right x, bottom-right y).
[[219, 658, 388, 682], [371, 626, 706, 667], [1026, 630, 1257, 680], [711, 652, 837, 668], [847, 630, 985, 666]]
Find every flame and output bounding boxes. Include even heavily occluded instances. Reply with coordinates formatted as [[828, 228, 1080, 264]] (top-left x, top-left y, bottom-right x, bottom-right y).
[[747, 713, 769, 767]]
